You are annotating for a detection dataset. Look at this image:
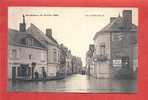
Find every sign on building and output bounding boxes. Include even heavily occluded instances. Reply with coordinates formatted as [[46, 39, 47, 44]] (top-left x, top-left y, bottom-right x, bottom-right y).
[[112, 59, 122, 67]]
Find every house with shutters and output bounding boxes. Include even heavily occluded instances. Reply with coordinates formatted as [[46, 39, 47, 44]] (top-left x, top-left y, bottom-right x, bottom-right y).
[[92, 10, 137, 78]]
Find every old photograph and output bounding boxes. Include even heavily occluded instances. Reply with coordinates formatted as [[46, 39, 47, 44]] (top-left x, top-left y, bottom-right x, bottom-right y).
[[8, 7, 138, 93]]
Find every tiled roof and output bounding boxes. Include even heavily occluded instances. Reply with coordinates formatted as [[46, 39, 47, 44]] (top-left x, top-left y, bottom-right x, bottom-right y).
[[27, 24, 58, 47], [93, 16, 137, 40], [9, 28, 47, 49]]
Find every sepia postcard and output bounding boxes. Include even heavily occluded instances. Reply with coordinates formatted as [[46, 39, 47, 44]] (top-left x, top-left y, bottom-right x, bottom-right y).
[[8, 7, 138, 93]]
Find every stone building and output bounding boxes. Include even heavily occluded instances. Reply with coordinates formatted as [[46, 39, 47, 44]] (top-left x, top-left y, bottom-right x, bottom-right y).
[[9, 15, 83, 80], [86, 44, 95, 76], [8, 15, 47, 80], [75, 57, 83, 73], [93, 10, 137, 78], [71, 56, 82, 74], [59, 44, 73, 76], [71, 56, 77, 74], [27, 24, 60, 77], [58, 44, 67, 76], [66, 50, 73, 75]]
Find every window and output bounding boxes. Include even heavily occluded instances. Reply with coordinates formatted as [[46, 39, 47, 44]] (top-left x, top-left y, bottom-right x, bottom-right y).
[[100, 43, 106, 56], [41, 53, 45, 62], [26, 38, 34, 46], [47, 49, 51, 62], [17, 64, 29, 77], [112, 33, 124, 41], [53, 49, 57, 62], [58, 52, 60, 62], [12, 49, 17, 59], [29, 54, 32, 60]]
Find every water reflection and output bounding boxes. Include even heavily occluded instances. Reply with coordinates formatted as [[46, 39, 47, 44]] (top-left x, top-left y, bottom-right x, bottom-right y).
[[9, 74, 137, 93]]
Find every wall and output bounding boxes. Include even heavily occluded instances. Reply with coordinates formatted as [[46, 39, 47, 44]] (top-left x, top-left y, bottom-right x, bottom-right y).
[[94, 33, 111, 78], [94, 33, 111, 59], [111, 31, 137, 71], [8, 45, 47, 79], [47, 45, 60, 77]]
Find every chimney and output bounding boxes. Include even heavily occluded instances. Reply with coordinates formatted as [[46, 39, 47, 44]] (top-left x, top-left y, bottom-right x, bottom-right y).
[[122, 10, 132, 30], [89, 44, 94, 52], [110, 17, 116, 23], [46, 28, 52, 38], [19, 14, 26, 32]]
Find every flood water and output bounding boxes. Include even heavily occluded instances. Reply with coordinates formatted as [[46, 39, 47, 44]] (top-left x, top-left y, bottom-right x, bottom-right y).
[[9, 74, 137, 93]]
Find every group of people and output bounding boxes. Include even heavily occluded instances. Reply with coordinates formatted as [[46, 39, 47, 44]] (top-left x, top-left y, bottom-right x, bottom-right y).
[[34, 67, 47, 80]]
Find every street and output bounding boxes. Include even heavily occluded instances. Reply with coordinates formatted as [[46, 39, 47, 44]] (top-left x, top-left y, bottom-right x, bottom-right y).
[[9, 74, 136, 93]]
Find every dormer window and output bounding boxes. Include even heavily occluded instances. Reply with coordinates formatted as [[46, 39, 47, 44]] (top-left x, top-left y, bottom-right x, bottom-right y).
[[26, 38, 34, 46]]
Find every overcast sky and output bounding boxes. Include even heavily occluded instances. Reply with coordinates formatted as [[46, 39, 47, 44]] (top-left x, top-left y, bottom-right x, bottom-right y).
[[8, 7, 138, 66]]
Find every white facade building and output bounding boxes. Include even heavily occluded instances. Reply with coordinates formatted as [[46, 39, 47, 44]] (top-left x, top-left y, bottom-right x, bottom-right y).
[[27, 24, 60, 77], [93, 33, 111, 78], [92, 10, 137, 79], [8, 29, 47, 80]]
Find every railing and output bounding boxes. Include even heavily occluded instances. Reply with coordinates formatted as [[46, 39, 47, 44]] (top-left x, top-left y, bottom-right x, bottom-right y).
[[93, 55, 108, 62]]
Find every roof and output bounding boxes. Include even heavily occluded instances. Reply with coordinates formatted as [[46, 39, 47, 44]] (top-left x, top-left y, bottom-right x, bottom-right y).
[[93, 16, 138, 40], [27, 24, 58, 47], [9, 28, 47, 50]]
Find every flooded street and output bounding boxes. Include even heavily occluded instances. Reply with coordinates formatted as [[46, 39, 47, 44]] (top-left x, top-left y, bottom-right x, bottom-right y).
[[9, 74, 137, 93]]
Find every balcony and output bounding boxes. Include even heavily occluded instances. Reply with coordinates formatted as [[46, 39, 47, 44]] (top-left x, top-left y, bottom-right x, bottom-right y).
[[93, 54, 108, 62]]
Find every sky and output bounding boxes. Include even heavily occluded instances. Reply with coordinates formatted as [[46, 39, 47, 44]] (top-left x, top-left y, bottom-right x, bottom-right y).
[[8, 7, 138, 66]]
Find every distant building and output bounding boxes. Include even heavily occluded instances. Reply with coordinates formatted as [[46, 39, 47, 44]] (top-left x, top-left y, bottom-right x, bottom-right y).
[[66, 50, 73, 75], [59, 44, 67, 76], [72, 56, 82, 74], [93, 10, 137, 78], [59, 44, 73, 76], [71, 56, 77, 74], [76, 57, 83, 73]]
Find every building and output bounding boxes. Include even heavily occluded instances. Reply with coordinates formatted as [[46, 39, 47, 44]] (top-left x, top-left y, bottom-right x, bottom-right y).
[[66, 50, 73, 75], [75, 57, 83, 73], [71, 56, 82, 74], [8, 15, 47, 80], [86, 44, 95, 76], [93, 10, 137, 78], [27, 24, 60, 77], [71, 56, 77, 74], [9, 15, 83, 80], [59, 44, 73, 76]]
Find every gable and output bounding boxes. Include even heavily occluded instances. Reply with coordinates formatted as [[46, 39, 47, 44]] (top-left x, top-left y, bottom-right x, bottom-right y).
[[9, 28, 47, 50], [93, 16, 137, 40]]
